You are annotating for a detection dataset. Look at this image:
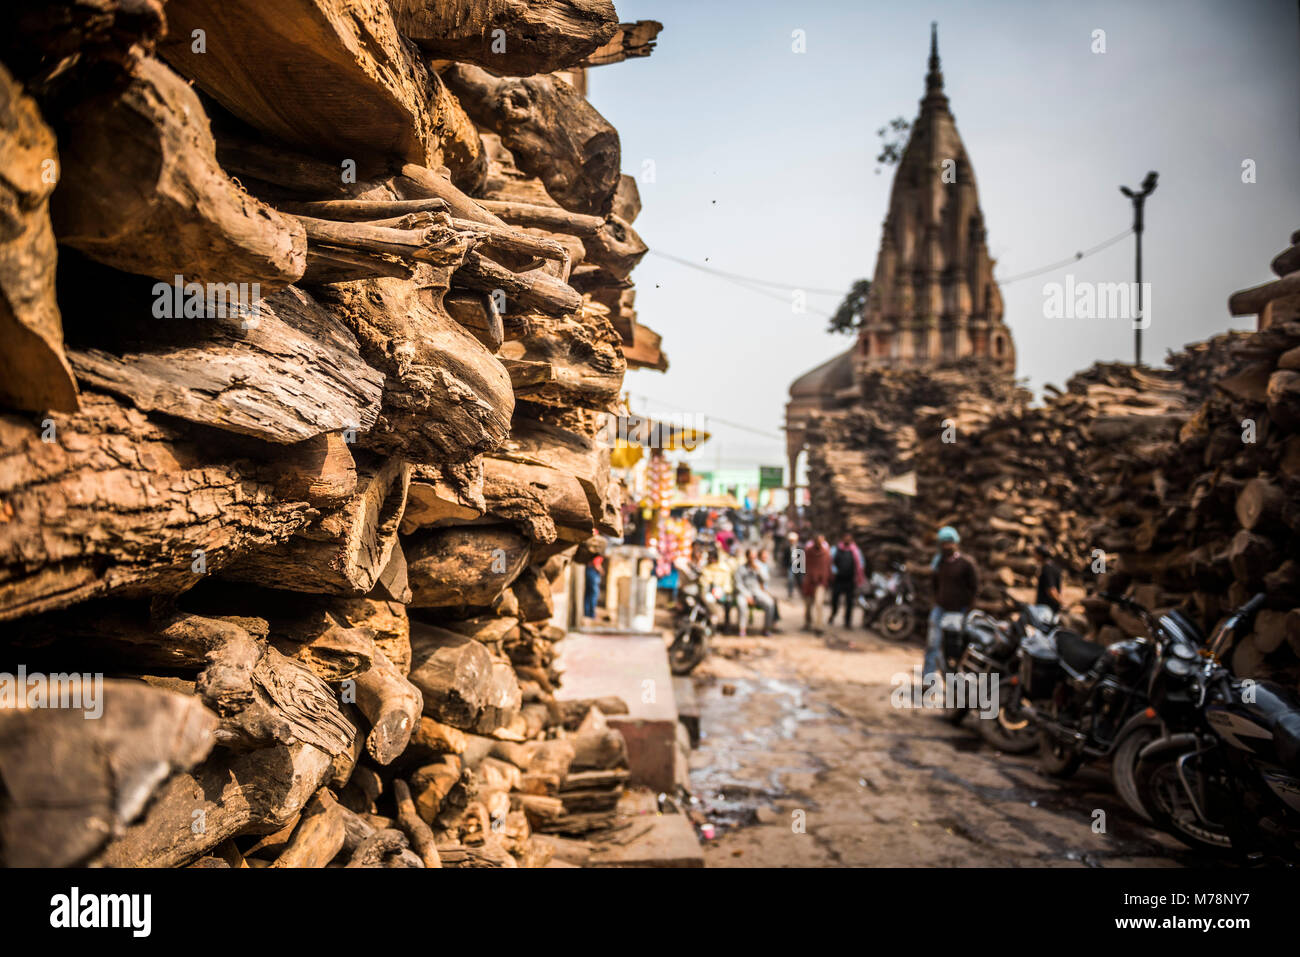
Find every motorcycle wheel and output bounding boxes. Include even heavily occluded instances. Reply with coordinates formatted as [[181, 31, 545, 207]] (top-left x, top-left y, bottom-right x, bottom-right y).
[[668, 625, 709, 676], [1134, 750, 1234, 855], [975, 686, 1039, 754], [877, 605, 915, 641], [1037, 728, 1084, 778], [1111, 725, 1159, 822]]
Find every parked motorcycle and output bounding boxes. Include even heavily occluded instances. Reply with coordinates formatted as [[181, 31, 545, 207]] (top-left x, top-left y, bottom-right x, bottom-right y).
[[941, 603, 1055, 753], [1017, 598, 1167, 792], [857, 562, 918, 640], [668, 565, 722, 675], [1132, 593, 1300, 859]]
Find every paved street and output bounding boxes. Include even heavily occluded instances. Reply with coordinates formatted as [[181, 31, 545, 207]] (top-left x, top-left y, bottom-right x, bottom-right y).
[[689, 597, 1200, 867]]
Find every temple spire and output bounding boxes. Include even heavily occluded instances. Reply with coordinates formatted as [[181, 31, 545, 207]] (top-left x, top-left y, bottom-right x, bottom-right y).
[[926, 21, 944, 95]]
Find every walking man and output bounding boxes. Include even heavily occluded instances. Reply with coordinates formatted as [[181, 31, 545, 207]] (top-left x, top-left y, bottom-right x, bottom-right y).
[[923, 526, 979, 682], [802, 534, 832, 635], [830, 536, 858, 627]]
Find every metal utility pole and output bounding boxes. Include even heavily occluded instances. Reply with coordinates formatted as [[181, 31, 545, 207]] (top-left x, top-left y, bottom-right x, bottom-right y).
[[1119, 171, 1158, 366]]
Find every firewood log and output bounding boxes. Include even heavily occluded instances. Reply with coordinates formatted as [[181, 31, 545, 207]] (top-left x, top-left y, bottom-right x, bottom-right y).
[[353, 647, 423, 765], [346, 827, 412, 867], [275, 433, 359, 507], [92, 741, 334, 867], [476, 200, 646, 279], [0, 63, 78, 413], [411, 716, 468, 755], [497, 303, 625, 411], [454, 250, 583, 317], [393, 778, 442, 868], [445, 291, 506, 351], [410, 754, 463, 823], [498, 414, 612, 523], [482, 456, 596, 544], [0, 681, 217, 867], [270, 789, 347, 868], [69, 285, 385, 445], [391, 0, 618, 74], [408, 623, 518, 730], [52, 55, 305, 288], [580, 19, 663, 66], [444, 64, 620, 216], [402, 459, 487, 532], [221, 456, 410, 596], [510, 565, 556, 623], [158, 0, 478, 184], [406, 525, 531, 610], [313, 275, 514, 464]]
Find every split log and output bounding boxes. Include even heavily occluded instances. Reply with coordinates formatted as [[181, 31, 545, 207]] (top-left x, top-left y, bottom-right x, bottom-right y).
[[498, 414, 612, 523], [408, 623, 498, 728], [1235, 476, 1288, 531], [579, 19, 663, 66], [346, 828, 412, 867], [403, 459, 487, 531], [269, 608, 375, 682], [276, 433, 358, 507], [0, 681, 217, 867], [353, 647, 423, 765], [92, 741, 333, 867], [406, 525, 531, 610], [0, 62, 78, 413], [270, 789, 347, 868], [313, 275, 514, 464], [372, 541, 412, 604], [221, 456, 410, 596], [393, 778, 441, 868], [0, 392, 319, 621], [478, 660, 524, 733], [510, 565, 556, 622], [444, 65, 620, 216], [410, 754, 463, 823], [391, 0, 618, 74], [69, 285, 384, 445], [411, 716, 468, 755], [158, 0, 474, 181], [329, 598, 412, 674], [482, 457, 595, 543], [497, 303, 625, 411], [52, 55, 305, 287]]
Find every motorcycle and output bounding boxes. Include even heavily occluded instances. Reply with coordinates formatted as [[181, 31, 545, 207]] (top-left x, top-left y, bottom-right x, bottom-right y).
[[941, 603, 1056, 753], [1133, 593, 1300, 859], [856, 562, 918, 641], [1017, 597, 1168, 794], [668, 565, 722, 675]]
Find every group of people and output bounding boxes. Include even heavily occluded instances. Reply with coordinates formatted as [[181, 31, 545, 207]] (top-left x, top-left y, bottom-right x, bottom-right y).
[[774, 532, 869, 635], [680, 542, 780, 636]]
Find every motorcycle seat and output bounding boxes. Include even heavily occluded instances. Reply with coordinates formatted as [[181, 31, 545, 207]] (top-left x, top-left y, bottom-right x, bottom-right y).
[[1274, 710, 1300, 772], [1054, 630, 1105, 673]]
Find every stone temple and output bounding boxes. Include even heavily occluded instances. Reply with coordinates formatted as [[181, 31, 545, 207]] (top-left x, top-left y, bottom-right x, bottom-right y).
[[786, 24, 1017, 490]]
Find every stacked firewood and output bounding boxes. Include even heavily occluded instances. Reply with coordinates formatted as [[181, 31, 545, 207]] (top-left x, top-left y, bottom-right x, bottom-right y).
[[0, 0, 665, 867], [802, 361, 1023, 565], [913, 361, 1198, 612], [1082, 229, 1300, 690]]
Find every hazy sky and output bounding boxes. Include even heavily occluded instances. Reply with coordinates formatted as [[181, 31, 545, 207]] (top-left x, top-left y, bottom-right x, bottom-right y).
[[585, 0, 1300, 474]]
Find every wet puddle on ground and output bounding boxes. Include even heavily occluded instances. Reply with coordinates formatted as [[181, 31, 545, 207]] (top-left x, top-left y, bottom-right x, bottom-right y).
[[688, 675, 830, 835]]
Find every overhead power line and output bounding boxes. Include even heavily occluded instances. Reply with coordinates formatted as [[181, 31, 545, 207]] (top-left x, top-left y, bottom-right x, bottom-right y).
[[647, 226, 1137, 310], [625, 392, 785, 441]]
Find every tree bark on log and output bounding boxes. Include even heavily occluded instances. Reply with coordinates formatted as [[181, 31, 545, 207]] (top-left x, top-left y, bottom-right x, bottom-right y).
[[497, 303, 625, 411], [0, 681, 218, 867], [313, 275, 514, 465], [444, 65, 620, 216], [403, 459, 487, 531], [0, 393, 320, 621], [91, 741, 334, 867], [52, 55, 306, 287], [406, 524, 531, 610], [393, 778, 442, 867], [69, 285, 384, 445], [221, 455, 410, 596], [392, 0, 618, 75], [158, 0, 475, 180], [0, 62, 78, 413], [353, 647, 423, 765]]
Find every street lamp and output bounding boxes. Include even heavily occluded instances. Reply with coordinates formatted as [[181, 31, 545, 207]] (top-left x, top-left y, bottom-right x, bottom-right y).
[[1119, 171, 1158, 366]]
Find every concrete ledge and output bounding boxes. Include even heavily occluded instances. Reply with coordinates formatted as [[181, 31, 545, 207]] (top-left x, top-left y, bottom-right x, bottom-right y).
[[587, 815, 704, 868]]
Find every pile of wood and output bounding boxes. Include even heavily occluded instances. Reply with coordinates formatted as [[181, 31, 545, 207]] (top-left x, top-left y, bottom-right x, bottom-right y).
[[0, 0, 666, 868], [801, 361, 1023, 565], [913, 361, 1198, 613], [1082, 229, 1300, 689]]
